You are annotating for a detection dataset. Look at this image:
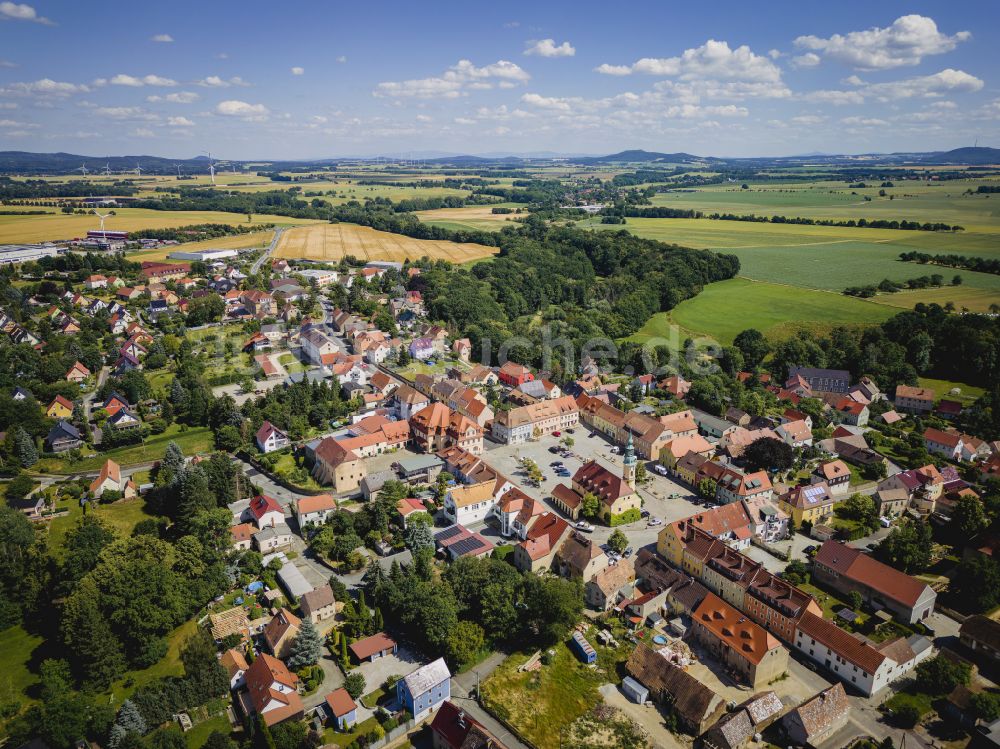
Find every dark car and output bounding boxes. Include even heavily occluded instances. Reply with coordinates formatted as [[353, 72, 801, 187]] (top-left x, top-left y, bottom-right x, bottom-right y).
[[803, 545, 817, 555], [548, 446, 560, 453]]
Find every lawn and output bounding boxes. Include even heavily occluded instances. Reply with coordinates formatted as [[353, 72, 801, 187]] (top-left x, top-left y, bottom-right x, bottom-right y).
[[0, 625, 44, 709], [183, 712, 233, 749], [34, 423, 215, 474], [324, 716, 381, 747], [917, 377, 986, 405], [798, 581, 868, 627], [627, 277, 895, 345], [47, 496, 163, 557], [480, 625, 630, 749], [270, 452, 324, 492]]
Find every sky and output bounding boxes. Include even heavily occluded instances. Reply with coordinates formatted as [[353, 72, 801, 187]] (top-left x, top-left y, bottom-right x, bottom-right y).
[[0, 0, 998, 159]]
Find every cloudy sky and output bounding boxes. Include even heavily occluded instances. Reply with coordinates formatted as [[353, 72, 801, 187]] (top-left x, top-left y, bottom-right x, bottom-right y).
[[0, 0, 997, 158]]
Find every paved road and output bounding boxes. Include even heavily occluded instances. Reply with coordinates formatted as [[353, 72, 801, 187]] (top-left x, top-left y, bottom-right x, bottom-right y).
[[250, 227, 284, 274], [450, 652, 529, 749]]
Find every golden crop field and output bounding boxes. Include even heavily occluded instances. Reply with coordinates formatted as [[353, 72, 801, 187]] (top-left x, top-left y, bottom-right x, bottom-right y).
[[0, 209, 320, 244], [274, 222, 498, 264]]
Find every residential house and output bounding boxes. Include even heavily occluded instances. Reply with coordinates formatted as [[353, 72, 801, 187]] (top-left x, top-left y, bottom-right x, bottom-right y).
[[85, 274, 107, 290], [255, 421, 290, 454], [435, 524, 495, 561], [310, 439, 366, 495], [959, 616, 1000, 665], [512, 512, 571, 574], [556, 531, 609, 581], [443, 475, 512, 527], [295, 494, 337, 527], [106, 408, 141, 431], [834, 397, 869, 427], [246, 494, 285, 528], [659, 374, 692, 399], [89, 459, 136, 499], [409, 337, 435, 360], [349, 633, 398, 663], [788, 366, 851, 394], [776, 419, 813, 448], [575, 393, 673, 460], [657, 504, 756, 565], [46, 394, 74, 419], [242, 653, 303, 727], [396, 497, 430, 529], [431, 700, 509, 749], [895, 385, 935, 414], [702, 692, 784, 749], [45, 420, 82, 452], [498, 361, 534, 387], [585, 558, 636, 610], [221, 648, 249, 690], [393, 385, 431, 420], [263, 608, 301, 659], [779, 482, 839, 528], [325, 689, 357, 730], [873, 487, 910, 518], [397, 658, 451, 722], [691, 593, 788, 689], [812, 541, 936, 623], [301, 328, 339, 365], [659, 434, 714, 470], [299, 584, 337, 624], [65, 361, 90, 383], [811, 460, 852, 497], [625, 643, 726, 735], [451, 338, 472, 362], [782, 683, 850, 747], [490, 395, 579, 445], [716, 468, 773, 506], [254, 523, 294, 553], [411, 403, 484, 455], [230, 523, 255, 551]]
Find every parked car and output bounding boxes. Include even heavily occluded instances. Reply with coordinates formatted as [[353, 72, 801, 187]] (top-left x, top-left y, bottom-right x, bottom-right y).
[[623, 547, 633, 558], [552, 431, 561, 437], [609, 446, 620, 454], [640, 509, 650, 518], [647, 517, 663, 526], [548, 446, 560, 453], [575, 521, 594, 533], [654, 464, 669, 476], [550, 460, 562, 466], [565, 428, 575, 434], [803, 545, 817, 555]]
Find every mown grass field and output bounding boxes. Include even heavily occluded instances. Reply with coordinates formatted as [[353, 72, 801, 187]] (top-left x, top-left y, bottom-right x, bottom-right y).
[[0, 208, 319, 244], [415, 204, 524, 231], [274, 222, 498, 263], [0, 625, 44, 708], [628, 277, 896, 345]]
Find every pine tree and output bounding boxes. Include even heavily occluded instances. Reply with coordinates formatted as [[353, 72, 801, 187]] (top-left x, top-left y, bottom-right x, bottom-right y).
[[339, 633, 348, 664], [13, 427, 37, 468], [116, 700, 147, 735], [158, 441, 186, 487], [356, 591, 372, 636], [286, 619, 323, 670], [361, 562, 386, 597], [62, 578, 126, 689], [374, 607, 384, 632]]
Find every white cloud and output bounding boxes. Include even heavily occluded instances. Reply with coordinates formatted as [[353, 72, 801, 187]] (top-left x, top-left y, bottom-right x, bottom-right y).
[[524, 39, 575, 58], [151, 33, 173, 42], [791, 53, 820, 69], [0, 118, 37, 128], [291, 66, 304, 75], [336, 55, 347, 64], [767, 49, 782, 60], [802, 89, 866, 105], [147, 91, 200, 104], [593, 63, 632, 76], [0, 59, 16, 68], [791, 114, 825, 125], [852, 68, 983, 100], [94, 106, 159, 121], [166, 116, 194, 127], [0, 78, 89, 97], [215, 99, 269, 119], [110, 73, 178, 87], [518, 90, 748, 120], [794, 15, 970, 70], [520, 93, 573, 112], [196, 75, 250, 88], [131, 128, 155, 137], [0, 2, 53, 24], [595, 39, 782, 83], [841, 116, 889, 126], [454, 117, 476, 125], [415, 114, 432, 123], [374, 59, 530, 99]]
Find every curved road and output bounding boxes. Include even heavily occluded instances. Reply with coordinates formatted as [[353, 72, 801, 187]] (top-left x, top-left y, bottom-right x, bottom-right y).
[[250, 226, 285, 274]]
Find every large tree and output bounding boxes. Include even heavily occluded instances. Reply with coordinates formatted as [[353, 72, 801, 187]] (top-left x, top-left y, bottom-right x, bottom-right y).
[[743, 437, 794, 472], [286, 619, 323, 670]]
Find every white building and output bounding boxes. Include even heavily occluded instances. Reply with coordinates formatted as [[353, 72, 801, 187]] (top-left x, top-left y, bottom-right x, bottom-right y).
[[0, 243, 67, 264], [301, 328, 339, 365], [167, 248, 238, 262], [443, 478, 514, 527]]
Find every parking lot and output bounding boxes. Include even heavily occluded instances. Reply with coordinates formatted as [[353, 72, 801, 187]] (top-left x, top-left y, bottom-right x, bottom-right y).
[[484, 429, 707, 551]]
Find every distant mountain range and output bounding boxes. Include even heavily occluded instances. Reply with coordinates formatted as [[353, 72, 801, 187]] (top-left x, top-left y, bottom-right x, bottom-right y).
[[0, 146, 997, 175]]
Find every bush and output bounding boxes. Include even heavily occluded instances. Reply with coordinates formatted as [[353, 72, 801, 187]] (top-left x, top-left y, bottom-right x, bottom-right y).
[[609, 508, 641, 527], [895, 704, 921, 728], [344, 672, 365, 699]]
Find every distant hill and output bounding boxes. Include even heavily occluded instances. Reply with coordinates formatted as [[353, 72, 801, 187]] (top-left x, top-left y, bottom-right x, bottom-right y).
[[920, 146, 1000, 165], [578, 149, 709, 164]]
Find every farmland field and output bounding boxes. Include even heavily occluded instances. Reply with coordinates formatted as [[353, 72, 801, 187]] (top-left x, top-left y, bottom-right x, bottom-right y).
[[274, 222, 498, 263], [129, 229, 276, 261], [415, 204, 524, 231], [0, 208, 320, 244], [628, 277, 896, 345]]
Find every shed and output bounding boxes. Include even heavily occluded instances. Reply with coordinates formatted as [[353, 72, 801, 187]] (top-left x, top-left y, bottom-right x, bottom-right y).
[[621, 676, 649, 705], [277, 563, 312, 600], [570, 630, 597, 664]]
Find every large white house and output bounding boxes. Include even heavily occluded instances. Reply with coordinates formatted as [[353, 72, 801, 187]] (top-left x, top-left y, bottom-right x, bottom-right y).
[[256, 421, 290, 454], [490, 395, 579, 445], [443, 477, 514, 527], [300, 328, 339, 365]]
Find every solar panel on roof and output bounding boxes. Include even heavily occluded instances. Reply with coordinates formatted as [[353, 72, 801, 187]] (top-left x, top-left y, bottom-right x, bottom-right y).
[[450, 536, 487, 557]]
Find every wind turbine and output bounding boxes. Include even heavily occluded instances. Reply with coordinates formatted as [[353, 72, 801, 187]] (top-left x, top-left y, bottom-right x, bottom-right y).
[[134, 162, 143, 176], [204, 151, 216, 185], [93, 210, 111, 240], [175, 164, 182, 178], [103, 163, 112, 176], [76, 163, 89, 176]]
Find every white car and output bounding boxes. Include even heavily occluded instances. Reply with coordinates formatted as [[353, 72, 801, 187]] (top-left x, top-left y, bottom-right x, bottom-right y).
[[647, 517, 663, 527], [575, 521, 595, 533], [654, 464, 669, 476]]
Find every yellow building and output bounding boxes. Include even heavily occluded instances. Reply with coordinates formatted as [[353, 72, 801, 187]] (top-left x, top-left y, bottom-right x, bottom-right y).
[[778, 481, 838, 528], [46, 395, 74, 419]]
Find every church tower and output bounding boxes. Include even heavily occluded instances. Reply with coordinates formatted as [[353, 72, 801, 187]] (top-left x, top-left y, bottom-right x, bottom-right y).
[[622, 432, 637, 488]]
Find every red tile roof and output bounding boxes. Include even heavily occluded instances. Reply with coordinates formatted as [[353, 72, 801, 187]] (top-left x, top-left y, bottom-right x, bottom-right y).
[[693, 592, 780, 666], [325, 688, 357, 718], [814, 540, 930, 609], [349, 632, 397, 661], [796, 611, 886, 674]]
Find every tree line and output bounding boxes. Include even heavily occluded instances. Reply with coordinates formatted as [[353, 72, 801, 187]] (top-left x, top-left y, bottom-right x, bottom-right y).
[[899, 251, 1000, 276]]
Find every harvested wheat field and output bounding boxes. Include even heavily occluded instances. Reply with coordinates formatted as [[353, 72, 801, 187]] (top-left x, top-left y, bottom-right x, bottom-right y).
[[274, 222, 498, 264]]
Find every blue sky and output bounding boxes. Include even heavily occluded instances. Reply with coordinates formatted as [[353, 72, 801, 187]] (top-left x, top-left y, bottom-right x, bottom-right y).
[[0, 1, 997, 158]]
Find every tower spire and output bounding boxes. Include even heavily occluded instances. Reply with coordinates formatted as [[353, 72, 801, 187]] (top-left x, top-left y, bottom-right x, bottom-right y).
[[623, 432, 637, 487]]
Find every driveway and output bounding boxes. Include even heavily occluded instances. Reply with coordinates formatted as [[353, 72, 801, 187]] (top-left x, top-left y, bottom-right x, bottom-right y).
[[350, 645, 425, 699], [303, 648, 345, 710], [598, 683, 686, 749]]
